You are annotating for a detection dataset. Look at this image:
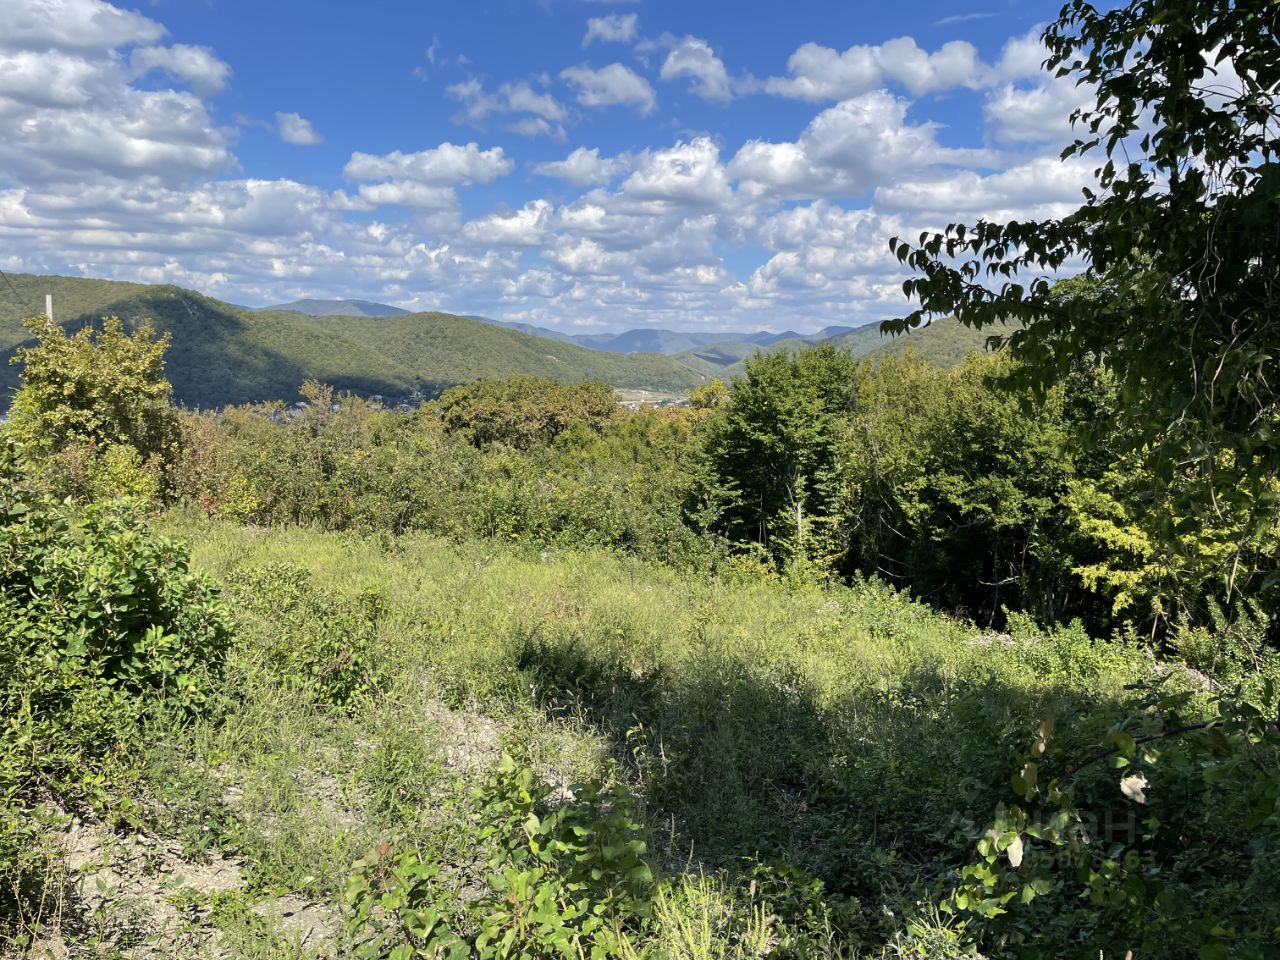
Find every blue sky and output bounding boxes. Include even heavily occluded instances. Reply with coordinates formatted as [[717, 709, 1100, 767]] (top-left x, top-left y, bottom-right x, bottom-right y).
[[0, 0, 1099, 333]]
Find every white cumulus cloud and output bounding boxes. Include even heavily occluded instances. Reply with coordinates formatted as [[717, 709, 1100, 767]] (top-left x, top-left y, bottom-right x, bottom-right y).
[[275, 112, 323, 146], [583, 13, 638, 46], [0, 0, 165, 53], [447, 78, 568, 138], [343, 142, 513, 185], [660, 37, 732, 103], [533, 147, 629, 186], [131, 44, 230, 96], [463, 199, 553, 246], [560, 63, 656, 113], [622, 137, 733, 208], [731, 91, 992, 200], [765, 37, 992, 100]]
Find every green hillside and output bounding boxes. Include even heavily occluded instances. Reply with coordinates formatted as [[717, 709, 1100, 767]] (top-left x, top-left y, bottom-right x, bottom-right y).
[[0, 273, 152, 350], [676, 317, 1009, 380], [0, 274, 709, 408], [865, 315, 1014, 366], [330, 313, 710, 394], [256, 298, 411, 317]]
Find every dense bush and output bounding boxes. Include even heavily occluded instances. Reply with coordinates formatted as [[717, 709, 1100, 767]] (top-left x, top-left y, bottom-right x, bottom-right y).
[[703, 349, 1278, 638], [5, 315, 181, 502], [436, 375, 617, 450], [839, 352, 1083, 627], [0, 440, 231, 930], [173, 392, 718, 568]]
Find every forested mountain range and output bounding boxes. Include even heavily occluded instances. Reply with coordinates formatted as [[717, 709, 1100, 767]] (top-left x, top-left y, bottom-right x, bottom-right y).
[[255, 298, 411, 317], [261, 296, 858, 356], [1, 273, 1000, 408], [0, 275, 709, 407]]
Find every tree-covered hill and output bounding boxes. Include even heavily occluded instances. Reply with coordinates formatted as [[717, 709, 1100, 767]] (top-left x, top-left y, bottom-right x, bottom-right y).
[[0, 274, 710, 408], [863, 315, 1014, 367], [0, 273, 152, 351], [254, 298, 411, 317], [676, 316, 1008, 379]]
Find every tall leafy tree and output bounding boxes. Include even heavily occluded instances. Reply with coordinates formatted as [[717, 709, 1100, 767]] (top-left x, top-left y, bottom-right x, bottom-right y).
[[706, 344, 859, 567], [886, 0, 1279, 554], [7, 315, 178, 462]]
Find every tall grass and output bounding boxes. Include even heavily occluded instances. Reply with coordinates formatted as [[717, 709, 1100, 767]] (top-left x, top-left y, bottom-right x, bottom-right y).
[[78, 515, 1148, 957]]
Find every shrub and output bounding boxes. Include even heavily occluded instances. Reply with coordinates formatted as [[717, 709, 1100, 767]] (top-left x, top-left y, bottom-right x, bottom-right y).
[[437, 376, 617, 450], [85, 442, 164, 504], [5, 315, 180, 503], [1, 460, 231, 721], [6, 315, 178, 461], [0, 440, 231, 931], [223, 562, 388, 710], [345, 756, 655, 959]]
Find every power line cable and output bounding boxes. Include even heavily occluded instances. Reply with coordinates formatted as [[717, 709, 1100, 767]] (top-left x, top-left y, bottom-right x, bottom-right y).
[[0, 266, 38, 317]]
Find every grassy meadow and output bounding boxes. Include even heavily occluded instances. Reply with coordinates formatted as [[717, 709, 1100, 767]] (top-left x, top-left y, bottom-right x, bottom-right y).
[[8, 512, 1175, 958]]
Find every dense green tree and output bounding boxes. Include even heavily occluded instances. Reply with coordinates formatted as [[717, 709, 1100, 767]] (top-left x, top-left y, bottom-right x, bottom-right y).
[[6, 315, 178, 462], [435, 375, 617, 450], [888, 0, 1280, 608], [842, 352, 1090, 625], [688, 378, 729, 410], [705, 344, 860, 568]]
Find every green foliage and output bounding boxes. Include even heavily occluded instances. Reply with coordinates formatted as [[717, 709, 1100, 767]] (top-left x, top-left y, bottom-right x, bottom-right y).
[[7, 315, 178, 460], [438, 376, 617, 450], [85, 442, 164, 504], [0, 475, 230, 720], [1171, 598, 1275, 681], [1065, 461, 1278, 629], [0, 441, 231, 932], [173, 390, 716, 568], [841, 352, 1081, 625], [223, 561, 388, 710], [345, 756, 654, 959], [704, 344, 860, 570], [947, 677, 1280, 958], [687, 378, 729, 410], [888, 0, 1280, 576]]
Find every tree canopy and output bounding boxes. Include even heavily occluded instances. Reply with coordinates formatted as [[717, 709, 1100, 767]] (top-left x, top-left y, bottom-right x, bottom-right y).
[[436, 375, 617, 450], [7, 315, 178, 462], [887, 0, 1279, 510]]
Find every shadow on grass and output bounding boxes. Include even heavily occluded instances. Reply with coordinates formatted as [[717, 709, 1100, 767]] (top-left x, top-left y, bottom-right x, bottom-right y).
[[514, 632, 1133, 903]]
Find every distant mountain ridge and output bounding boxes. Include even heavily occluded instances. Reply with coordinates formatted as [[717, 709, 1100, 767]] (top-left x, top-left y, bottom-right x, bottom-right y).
[[256, 296, 859, 358], [258, 298, 411, 317], [0, 275, 709, 409], [1, 275, 1005, 411]]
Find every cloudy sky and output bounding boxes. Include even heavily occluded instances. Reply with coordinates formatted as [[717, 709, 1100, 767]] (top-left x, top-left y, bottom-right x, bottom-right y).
[[0, 0, 1101, 333]]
